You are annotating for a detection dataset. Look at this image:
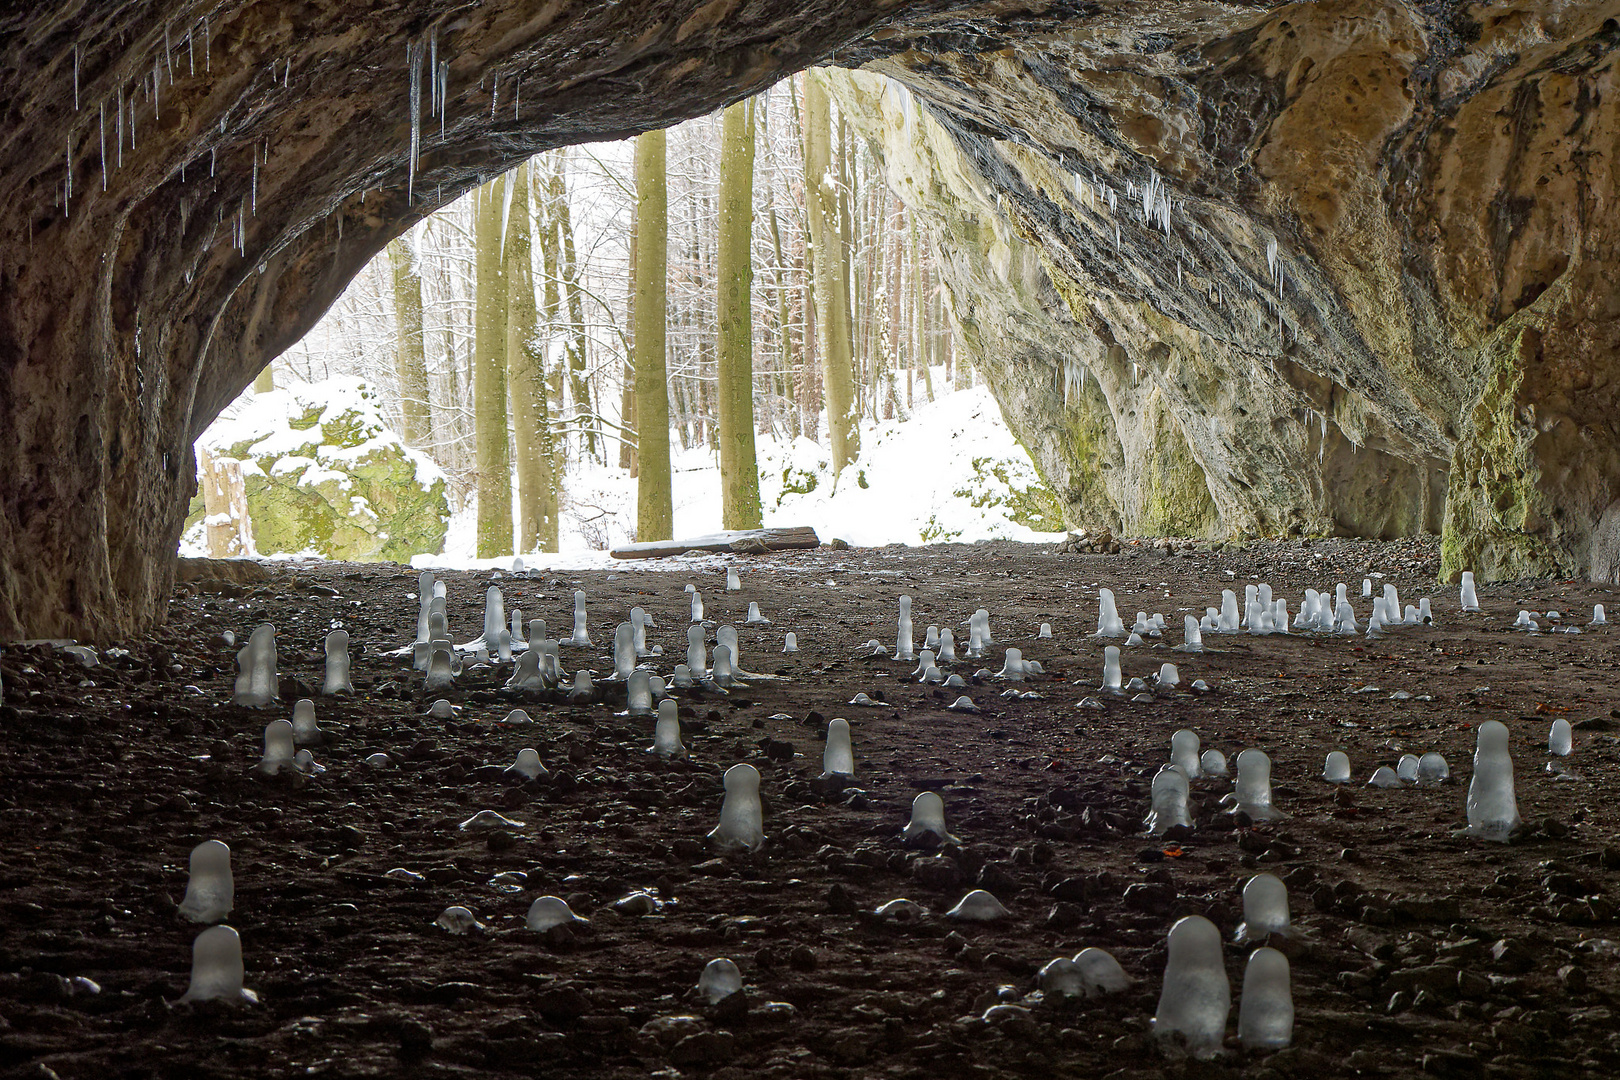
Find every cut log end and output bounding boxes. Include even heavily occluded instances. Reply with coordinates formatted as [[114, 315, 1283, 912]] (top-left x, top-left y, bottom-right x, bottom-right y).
[[611, 526, 821, 560]]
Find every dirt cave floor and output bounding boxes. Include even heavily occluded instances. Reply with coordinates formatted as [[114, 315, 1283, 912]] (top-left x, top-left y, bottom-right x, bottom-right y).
[[3, 537, 1620, 1080]]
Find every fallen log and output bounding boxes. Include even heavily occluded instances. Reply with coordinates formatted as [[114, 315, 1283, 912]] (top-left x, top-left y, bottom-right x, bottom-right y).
[[610, 526, 821, 560]]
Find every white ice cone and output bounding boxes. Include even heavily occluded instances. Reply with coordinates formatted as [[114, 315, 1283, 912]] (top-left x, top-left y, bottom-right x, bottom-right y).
[[707, 763, 764, 851], [178, 840, 234, 924], [179, 925, 257, 1004], [1465, 719, 1521, 840]]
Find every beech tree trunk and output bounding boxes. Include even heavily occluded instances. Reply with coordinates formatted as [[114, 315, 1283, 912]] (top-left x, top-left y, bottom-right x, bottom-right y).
[[507, 162, 558, 554], [634, 129, 674, 542], [717, 99, 763, 531], [386, 234, 433, 449], [802, 72, 859, 475], [474, 176, 513, 557]]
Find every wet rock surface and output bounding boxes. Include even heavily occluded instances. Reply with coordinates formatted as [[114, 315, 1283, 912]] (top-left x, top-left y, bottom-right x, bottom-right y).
[[0, 539, 1617, 1076]]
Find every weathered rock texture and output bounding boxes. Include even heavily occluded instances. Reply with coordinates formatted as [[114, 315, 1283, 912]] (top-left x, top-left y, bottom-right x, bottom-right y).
[[1, 1, 1617, 640], [826, 5, 1620, 583], [184, 380, 449, 562]]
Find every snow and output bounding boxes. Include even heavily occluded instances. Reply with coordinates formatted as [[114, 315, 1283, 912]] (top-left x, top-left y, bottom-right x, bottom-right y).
[[418, 379, 1066, 572]]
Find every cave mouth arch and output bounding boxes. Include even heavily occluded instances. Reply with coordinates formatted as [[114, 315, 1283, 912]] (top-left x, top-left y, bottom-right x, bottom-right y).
[[0, 1, 942, 641], [5, 1, 1618, 641]]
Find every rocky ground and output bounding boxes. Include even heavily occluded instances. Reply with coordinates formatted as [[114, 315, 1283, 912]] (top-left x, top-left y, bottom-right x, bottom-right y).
[[1, 537, 1618, 1080]]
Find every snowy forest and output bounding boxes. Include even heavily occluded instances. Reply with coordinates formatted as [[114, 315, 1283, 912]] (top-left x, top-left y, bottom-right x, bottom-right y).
[[188, 73, 1061, 565]]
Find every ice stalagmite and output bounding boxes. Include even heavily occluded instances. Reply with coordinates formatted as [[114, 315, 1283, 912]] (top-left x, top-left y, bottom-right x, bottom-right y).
[[482, 586, 506, 647], [1238, 948, 1293, 1049], [494, 629, 514, 664], [1549, 718, 1573, 756], [1175, 616, 1204, 653], [686, 625, 707, 678], [1334, 600, 1358, 634], [179, 925, 257, 1004], [690, 591, 704, 623], [625, 670, 654, 716], [232, 624, 278, 708], [997, 648, 1026, 681], [747, 603, 771, 625], [1039, 622, 1053, 639], [1229, 750, 1287, 820], [1363, 578, 1373, 598], [726, 568, 741, 592], [1171, 729, 1202, 778], [1397, 754, 1421, 781], [629, 608, 652, 656], [178, 840, 234, 923], [712, 644, 740, 689], [425, 645, 456, 691], [289, 699, 322, 746], [925, 625, 940, 650], [613, 623, 636, 680], [1236, 874, 1289, 942], [652, 699, 685, 757], [510, 610, 527, 651], [1153, 915, 1229, 1059], [823, 718, 855, 777], [1157, 663, 1181, 689], [903, 792, 957, 843], [415, 571, 434, 643], [1460, 571, 1480, 611], [568, 669, 595, 702], [896, 595, 915, 660], [568, 591, 591, 647], [1464, 720, 1521, 840], [254, 720, 297, 776], [1039, 957, 1083, 997], [1219, 590, 1240, 633], [708, 763, 764, 851], [717, 626, 746, 675], [1096, 589, 1126, 637], [322, 630, 352, 695], [507, 648, 542, 692], [1322, 751, 1351, 783], [783, 633, 798, 654], [1201, 749, 1229, 776], [1146, 765, 1192, 835], [697, 958, 743, 1003], [1418, 598, 1432, 624], [936, 629, 957, 662], [946, 890, 1010, 921], [1102, 646, 1123, 693]]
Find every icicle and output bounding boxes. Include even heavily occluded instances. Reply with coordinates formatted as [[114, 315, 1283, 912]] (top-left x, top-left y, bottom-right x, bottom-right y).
[[210, 146, 215, 177], [65, 135, 72, 206], [153, 54, 161, 119], [429, 28, 439, 115], [285, 58, 292, 87], [188, 28, 195, 76], [439, 62, 449, 138], [74, 45, 81, 111], [490, 72, 498, 118], [252, 154, 258, 216], [514, 77, 520, 118], [99, 103, 106, 190], [116, 85, 123, 168], [205, 17, 211, 73], [406, 40, 423, 203]]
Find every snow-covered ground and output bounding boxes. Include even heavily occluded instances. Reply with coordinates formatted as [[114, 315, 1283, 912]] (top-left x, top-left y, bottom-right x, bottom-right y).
[[185, 374, 1067, 569]]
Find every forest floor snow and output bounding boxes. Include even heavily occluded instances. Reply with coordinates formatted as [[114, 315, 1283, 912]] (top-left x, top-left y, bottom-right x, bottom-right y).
[[3, 538, 1620, 1077], [429, 382, 1066, 571]]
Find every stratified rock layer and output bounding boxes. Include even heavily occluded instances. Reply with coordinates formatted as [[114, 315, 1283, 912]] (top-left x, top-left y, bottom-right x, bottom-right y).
[[1, 0, 1617, 640], [827, 4, 1620, 580]]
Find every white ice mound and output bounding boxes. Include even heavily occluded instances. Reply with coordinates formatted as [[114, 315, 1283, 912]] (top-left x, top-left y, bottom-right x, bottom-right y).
[[1152, 915, 1229, 1059], [1367, 765, 1401, 788], [697, 957, 743, 1003], [1322, 751, 1351, 783], [1038, 957, 1082, 997], [459, 810, 525, 831], [945, 889, 1009, 922], [526, 895, 586, 931], [178, 840, 234, 924], [1464, 719, 1521, 841], [179, 925, 258, 1005], [1075, 947, 1132, 996], [254, 719, 297, 776], [902, 791, 958, 844], [707, 763, 765, 852], [1235, 873, 1289, 943], [507, 748, 547, 781], [435, 906, 483, 935], [1200, 749, 1229, 777]]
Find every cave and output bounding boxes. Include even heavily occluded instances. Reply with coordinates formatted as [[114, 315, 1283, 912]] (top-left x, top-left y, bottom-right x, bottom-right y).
[[3, 1, 1619, 642]]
